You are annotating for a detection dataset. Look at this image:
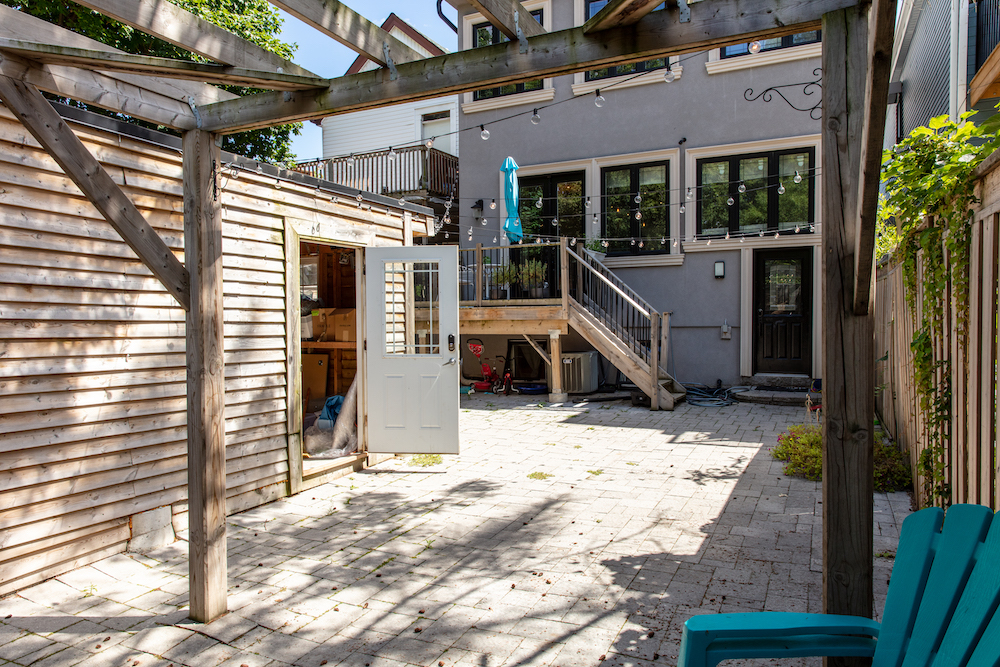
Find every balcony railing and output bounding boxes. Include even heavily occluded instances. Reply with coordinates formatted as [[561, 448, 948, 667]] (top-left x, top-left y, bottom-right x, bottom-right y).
[[291, 146, 458, 199], [458, 242, 563, 305], [978, 0, 1000, 73]]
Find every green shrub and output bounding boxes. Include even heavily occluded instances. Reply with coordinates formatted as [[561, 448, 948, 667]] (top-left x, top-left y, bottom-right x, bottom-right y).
[[771, 425, 913, 492], [772, 425, 823, 481]]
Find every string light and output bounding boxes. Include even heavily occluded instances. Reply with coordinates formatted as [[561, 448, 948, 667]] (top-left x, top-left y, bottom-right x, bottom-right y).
[[631, 238, 636, 246], [749, 40, 762, 54], [706, 239, 712, 246], [638, 240, 644, 248], [738, 182, 746, 193], [795, 225, 801, 233], [727, 197, 735, 206], [664, 68, 676, 83], [634, 194, 642, 204], [398, 197, 406, 206], [489, 199, 497, 210], [778, 183, 786, 195], [673, 239, 678, 247], [679, 204, 686, 214], [602, 240, 609, 248], [593, 215, 599, 225], [535, 197, 543, 209], [531, 109, 541, 125], [552, 217, 559, 226], [480, 125, 490, 140], [774, 232, 780, 238], [346, 154, 355, 166], [686, 188, 693, 201], [759, 230, 765, 237], [570, 238, 577, 246], [356, 193, 363, 202], [481, 217, 488, 226], [794, 171, 803, 184], [634, 211, 642, 220], [740, 236, 745, 243], [725, 231, 730, 240], [595, 90, 606, 107], [388, 147, 396, 161], [585, 197, 591, 208], [493, 236, 498, 243], [661, 237, 666, 245], [275, 178, 282, 190]]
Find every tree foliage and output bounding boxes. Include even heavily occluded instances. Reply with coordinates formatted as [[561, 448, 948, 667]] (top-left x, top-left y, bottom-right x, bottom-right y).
[[1, 0, 302, 164]]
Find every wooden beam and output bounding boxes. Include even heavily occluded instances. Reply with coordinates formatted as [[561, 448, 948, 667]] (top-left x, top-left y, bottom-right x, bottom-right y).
[[583, 0, 665, 33], [200, 0, 859, 133], [0, 40, 330, 91], [0, 6, 237, 107], [0, 51, 198, 130], [970, 41, 1000, 107], [71, 0, 316, 77], [267, 0, 423, 68], [468, 0, 546, 41], [522, 334, 551, 365], [822, 7, 875, 655], [0, 75, 190, 309], [852, 0, 896, 316], [548, 329, 568, 403], [183, 128, 227, 624]]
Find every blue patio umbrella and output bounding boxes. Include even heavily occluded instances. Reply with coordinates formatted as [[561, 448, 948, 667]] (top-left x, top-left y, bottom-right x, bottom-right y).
[[501, 156, 522, 243]]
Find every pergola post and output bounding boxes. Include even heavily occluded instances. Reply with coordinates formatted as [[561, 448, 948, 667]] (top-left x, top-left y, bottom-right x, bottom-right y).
[[821, 5, 875, 653], [183, 129, 227, 623]]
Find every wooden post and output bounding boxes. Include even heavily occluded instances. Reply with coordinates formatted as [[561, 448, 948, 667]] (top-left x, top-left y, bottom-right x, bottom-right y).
[[548, 329, 568, 403], [560, 237, 570, 315], [822, 6, 874, 651], [475, 243, 484, 306], [183, 129, 227, 624], [649, 313, 660, 411], [284, 220, 303, 496]]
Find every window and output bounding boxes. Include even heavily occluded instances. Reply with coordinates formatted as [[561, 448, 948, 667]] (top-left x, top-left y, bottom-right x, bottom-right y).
[[518, 172, 586, 241], [721, 31, 821, 59], [473, 10, 544, 100], [584, 1, 666, 81], [601, 162, 669, 254], [696, 148, 814, 238]]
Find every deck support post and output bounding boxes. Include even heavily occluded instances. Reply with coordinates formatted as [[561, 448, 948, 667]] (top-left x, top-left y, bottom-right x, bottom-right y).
[[475, 243, 484, 306], [821, 7, 875, 660], [183, 129, 228, 624], [649, 313, 660, 411], [548, 329, 568, 403]]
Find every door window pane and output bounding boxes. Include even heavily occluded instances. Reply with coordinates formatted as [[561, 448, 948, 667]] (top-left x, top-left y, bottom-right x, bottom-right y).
[[639, 165, 667, 246], [738, 157, 768, 234], [518, 182, 545, 239], [383, 261, 439, 355], [700, 161, 729, 237], [556, 179, 585, 240], [764, 259, 803, 315], [604, 168, 631, 254], [778, 153, 809, 230]]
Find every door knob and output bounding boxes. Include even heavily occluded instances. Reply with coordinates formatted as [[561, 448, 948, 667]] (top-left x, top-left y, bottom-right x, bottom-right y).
[[443, 357, 457, 366]]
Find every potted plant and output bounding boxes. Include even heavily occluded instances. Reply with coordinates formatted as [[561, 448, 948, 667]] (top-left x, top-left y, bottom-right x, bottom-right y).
[[517, 259, 549, 298], [489, 263, 519, 300], [584, 238, 606, 261]]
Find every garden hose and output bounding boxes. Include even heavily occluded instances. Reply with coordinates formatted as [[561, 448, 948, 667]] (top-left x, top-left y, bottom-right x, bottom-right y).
[[681, 383, 753, 407]]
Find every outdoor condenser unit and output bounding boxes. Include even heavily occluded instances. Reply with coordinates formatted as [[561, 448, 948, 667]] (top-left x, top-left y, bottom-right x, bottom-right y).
[[547, 351, 600, 394]]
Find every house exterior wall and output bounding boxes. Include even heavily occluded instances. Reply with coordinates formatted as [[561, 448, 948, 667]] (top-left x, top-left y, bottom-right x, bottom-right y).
[[897, 0, 952, 135], [0, 105, 431, 595], [450, 0, 823, 385]]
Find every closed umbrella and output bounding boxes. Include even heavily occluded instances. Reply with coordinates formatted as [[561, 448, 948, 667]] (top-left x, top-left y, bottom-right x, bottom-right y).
[[502, 156, 522, 243]]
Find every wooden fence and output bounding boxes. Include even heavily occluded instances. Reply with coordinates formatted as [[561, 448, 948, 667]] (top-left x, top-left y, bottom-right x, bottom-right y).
[[875, 161, 1000, 508]]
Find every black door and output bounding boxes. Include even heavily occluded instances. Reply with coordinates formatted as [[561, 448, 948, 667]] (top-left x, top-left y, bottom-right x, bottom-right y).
[[754, 248, 812, 374]]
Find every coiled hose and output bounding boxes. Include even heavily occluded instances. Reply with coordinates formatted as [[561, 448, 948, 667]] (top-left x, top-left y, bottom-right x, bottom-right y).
[[681, 383, 753, 407]]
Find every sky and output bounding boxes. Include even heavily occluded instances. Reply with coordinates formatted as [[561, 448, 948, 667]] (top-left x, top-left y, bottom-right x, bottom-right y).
[[278, 2, 459, 161]]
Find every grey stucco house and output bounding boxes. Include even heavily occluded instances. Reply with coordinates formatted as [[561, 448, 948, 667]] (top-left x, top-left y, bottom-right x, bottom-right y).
[[444, 0, 824, 388]]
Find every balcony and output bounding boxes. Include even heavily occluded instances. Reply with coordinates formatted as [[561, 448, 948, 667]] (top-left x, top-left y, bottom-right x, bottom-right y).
[[971, 0, 1000, 105], [292, 146, 458, 200]]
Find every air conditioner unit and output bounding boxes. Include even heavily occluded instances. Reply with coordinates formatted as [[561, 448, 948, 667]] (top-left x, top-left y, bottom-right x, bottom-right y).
[[547, 351, 600, 394]]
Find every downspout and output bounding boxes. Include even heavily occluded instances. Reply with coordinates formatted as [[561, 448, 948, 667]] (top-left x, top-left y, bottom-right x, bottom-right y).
[[951, 0, 961, 120], [437, 0, 458, 33]]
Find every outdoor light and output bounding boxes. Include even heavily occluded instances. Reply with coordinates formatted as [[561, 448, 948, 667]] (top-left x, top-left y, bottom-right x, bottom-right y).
[[664, 68, 676, 83], [595, 90, 606, 107], [472, 199, 484, 217], [715, 261, 725, 279], [489, 199, 497, 210], [530, 109, 541, 125], [480, 125, 490, 140]]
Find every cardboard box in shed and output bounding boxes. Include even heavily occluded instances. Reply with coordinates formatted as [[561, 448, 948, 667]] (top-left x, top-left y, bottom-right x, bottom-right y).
[[312, 308, 356, 342]]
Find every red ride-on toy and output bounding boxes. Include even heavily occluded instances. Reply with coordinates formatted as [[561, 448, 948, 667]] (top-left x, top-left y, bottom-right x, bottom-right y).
[[467, 338, 500, 393]]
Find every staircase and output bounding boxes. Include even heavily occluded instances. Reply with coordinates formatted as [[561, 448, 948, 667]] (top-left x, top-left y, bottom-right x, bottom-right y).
[[565, 247, 686, 410]]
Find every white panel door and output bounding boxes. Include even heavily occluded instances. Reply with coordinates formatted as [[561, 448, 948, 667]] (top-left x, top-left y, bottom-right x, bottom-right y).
[[365, 245, 459, 454]]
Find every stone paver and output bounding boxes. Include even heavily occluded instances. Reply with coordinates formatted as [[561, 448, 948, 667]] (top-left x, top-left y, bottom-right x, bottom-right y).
[[0, 396, 910, 667]]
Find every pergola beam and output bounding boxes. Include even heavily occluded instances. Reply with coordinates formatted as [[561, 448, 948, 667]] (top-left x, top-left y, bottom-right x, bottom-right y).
[[200, 0, 858, 133], [71, 0, 317, 77], [467, 0, 546, 40], [582, 0, 667, 33], [0, 75, 190, 310], [0, 40, 330, 91], [852, 0, 897, 315], [0, 52, 198, 130], [267, 0, 424, 68]]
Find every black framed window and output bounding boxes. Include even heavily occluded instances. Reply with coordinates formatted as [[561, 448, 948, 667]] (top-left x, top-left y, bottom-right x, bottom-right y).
[[473, 10, 543, 100], [721, 31, 821, 59], [696, 148, 814, 238], [584, 1, 666, 81], [601, 162, 669, 255], [518, 172, 586, 241]]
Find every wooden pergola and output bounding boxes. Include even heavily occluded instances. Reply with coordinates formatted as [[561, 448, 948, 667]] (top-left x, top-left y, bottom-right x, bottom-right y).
[[0, 0, 895, 642]]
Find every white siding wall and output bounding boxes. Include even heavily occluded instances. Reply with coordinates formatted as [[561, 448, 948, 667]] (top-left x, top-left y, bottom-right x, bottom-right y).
[[321, 97, 460, 159]]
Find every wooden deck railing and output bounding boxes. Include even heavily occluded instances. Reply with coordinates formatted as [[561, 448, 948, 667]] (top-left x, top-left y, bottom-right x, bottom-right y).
[[291, 146, 458, 199], [458, 242, 563, 306]]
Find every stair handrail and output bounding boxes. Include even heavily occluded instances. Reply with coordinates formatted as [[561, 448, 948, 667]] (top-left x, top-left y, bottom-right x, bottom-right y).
[[565, 247, 652, 318]]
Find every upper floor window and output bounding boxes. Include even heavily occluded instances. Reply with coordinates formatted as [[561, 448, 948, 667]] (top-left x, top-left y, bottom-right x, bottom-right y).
[[473, 10, 544, 100], [721, 31, 821, 59], [518, 172, 586, 241], [584, 1, 665, 81], [601, 161, 669, 255], [697, 148, 814, 238]]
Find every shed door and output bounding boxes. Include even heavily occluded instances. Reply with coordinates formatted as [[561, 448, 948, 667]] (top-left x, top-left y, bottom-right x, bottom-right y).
[[365, 246, 459, 454]]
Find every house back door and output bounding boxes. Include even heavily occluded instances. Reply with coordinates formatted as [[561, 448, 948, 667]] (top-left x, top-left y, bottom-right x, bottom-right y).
[[364, 246, 460, 454], [753, 248, 812, 375]]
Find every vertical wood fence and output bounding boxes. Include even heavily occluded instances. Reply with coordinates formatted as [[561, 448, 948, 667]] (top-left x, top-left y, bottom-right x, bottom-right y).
[[875, 187, 1000, 508]]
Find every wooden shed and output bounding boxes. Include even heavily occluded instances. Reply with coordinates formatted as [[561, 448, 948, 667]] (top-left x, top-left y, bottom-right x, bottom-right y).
[[0, 102, 434, 596]]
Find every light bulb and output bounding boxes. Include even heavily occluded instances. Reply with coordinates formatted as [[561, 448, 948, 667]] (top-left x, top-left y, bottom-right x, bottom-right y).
[[740, 236, 745, 243], [570, 237, 577, 246], [388, 147, 396, 161], [256, 166, 263, 174], [706, 239, 712, 246], [346, 154, 355, 166], [749, 40, 762, 54], [444, 231, 449, 239], [535, 237, 541, 244], [795, 225, 801, 233], [602, 240, 609, 248], [493, 236, 498, 243], [794, 171, 802, 184], [660, 237, 666, 245], [275, 179, 282, 189], [634, 194, 642, 204], [356, 193, 363, 202], [585, 197, 591, 208], [725, 232, 730, 240], [593, 215, 599, 225], [536, 197, 543, 209], [552, 218, 559, 226], [425, 137, 435, 149], [398, 197, 406, 206], [738, 182, 746, 194], [530, 109, 541, 125], [489, 199, 497, 210], [778, 183, 786, 195], [673, 239, 678, 247], [595, 90, 605, 107], [774, 232, 779, 239], [679, 204, 686, 214], [727, 196, 735, 206], [480, 125, 490, 140], [518, 239, 523, 244], [664, 68, 676, 83], [481, 217, 488, 226], [759, 230, 765, 237], [635, 211, 642, 220], [686, 187, 693, 201], [631, 238, 636, 246], [638, 240, 644, 248]]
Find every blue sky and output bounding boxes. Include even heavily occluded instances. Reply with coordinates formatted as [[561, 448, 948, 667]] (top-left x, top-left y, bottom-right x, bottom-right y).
[[278, 2, 459, 161]]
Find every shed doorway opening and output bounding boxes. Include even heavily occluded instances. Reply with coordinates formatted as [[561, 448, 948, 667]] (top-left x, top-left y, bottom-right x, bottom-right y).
[[299, 241, 361, 476]]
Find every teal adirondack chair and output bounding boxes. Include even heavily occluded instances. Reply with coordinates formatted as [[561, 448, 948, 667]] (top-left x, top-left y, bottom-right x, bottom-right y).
[[678, 504, 1000, 667]]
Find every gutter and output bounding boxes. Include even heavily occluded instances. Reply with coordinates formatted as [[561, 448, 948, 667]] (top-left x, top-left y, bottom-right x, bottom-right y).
[[437, 0, 458, 33]]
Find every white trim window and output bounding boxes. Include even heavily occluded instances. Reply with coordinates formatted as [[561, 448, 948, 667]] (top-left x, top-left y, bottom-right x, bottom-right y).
[[705, 32, 821, 75]]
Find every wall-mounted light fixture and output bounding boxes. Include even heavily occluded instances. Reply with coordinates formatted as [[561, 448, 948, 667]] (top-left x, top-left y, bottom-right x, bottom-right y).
[[714, 260, 725, 279], [472, 199, 484, 217]]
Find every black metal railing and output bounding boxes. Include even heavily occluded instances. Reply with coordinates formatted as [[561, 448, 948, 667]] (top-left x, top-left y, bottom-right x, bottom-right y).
[[291, 146, 458, 199], [458, 242, 562, 304]]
